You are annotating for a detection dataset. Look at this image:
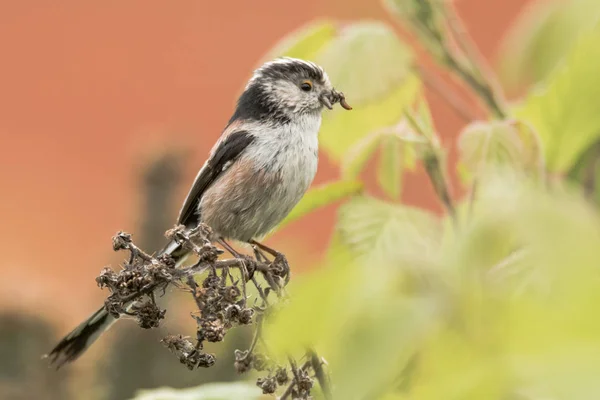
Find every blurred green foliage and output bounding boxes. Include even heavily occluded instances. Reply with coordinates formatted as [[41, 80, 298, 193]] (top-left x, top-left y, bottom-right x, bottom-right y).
[[278, 180, 363, 231], [265, 20, 421, 161], [66, 2, 600, 399], [131, 382, 266, 400], [497, 0, 600, 92], [515, 23, 600, 172], [457, 120, 544, 183]]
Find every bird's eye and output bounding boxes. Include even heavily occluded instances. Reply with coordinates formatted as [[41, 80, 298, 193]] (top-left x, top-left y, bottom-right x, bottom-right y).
[[300, 80, 313, 92]]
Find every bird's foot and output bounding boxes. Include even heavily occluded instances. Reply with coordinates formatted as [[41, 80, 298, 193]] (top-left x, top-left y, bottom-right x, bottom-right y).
[[249, 240, 290, 285]]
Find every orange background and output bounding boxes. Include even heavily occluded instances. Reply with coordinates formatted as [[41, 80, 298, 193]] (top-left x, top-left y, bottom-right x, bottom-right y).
[[0, 0, 529, 327]]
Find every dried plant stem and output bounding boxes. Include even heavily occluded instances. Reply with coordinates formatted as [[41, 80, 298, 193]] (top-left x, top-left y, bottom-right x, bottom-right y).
[[281, 359, 312, 400], [244, 315, 262, 360], [309, 349, 332, 400]]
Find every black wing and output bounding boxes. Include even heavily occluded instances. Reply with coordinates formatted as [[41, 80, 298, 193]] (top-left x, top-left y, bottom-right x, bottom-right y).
[[177, 130, 255, 227]]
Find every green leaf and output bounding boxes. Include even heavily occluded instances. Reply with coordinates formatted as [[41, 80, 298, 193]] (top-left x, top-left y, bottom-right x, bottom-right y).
[[341, 130, 385, 180], [342, 121, 423, 182], [264, 20, 337, 61], [131, 382, 264, 400], [378, 134, 403, 200], [276, 180, 363, 231], [262, 254, 438, 399], [317, 22, 414, 104], [337, 195, 441, 266], [316, 22, 421, 161], [263, 21, 421, 162], [497, 0, 600, 91], [413, 95, 436, 141], [515, 22, 600, 172], [457, 119, 544, 181], [339, 119, 425, 201]]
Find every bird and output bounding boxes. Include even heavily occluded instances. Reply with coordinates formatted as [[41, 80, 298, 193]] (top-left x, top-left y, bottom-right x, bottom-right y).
[[46, 57, 351, 368]]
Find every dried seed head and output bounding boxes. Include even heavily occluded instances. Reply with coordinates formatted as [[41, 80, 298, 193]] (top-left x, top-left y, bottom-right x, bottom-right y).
[[196, 352, 216, 368], [157, 253, 176, 268], [225, 304, 242, 321], [296, 369, 314, 393], [96, 267, 117, 289], [275, 367, 289, 385], [162, 335, 192, 352], [238, 308, 254, 325], [162, 335, 215, 370], [112, 231, 132, 251], [221, 285, 241, 303], [195, 244, 221, 263], [200, 319, 226, 342], [133, 301, 166, 329], [256, 376, 277, 394], [234, 350, 253, 374], [181, 351, 216, 370], [202, 271, 220, 290], [164, 224, 187, 241]]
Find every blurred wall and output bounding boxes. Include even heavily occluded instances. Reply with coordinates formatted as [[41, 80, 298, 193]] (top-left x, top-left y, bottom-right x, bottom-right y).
[[0, 0, 529, 325]]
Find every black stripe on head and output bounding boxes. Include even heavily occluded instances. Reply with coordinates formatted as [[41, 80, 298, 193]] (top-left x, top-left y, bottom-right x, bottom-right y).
[[229, 58, 326, 125], [258, 58, 326, 85], [229, 82, 292, 125]]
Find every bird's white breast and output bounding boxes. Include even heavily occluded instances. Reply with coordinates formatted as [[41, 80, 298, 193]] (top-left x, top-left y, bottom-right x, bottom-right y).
[[199, 113, 321, 241], [252, 113, 320, 190], [238, 114, 321, 239]]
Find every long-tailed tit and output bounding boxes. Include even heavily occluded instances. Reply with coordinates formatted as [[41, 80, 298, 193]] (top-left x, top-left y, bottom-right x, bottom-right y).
[[47, 57, 351, 368]]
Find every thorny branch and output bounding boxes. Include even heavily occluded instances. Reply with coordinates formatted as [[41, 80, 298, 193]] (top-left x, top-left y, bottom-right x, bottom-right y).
[[97, 224, 330, 399]]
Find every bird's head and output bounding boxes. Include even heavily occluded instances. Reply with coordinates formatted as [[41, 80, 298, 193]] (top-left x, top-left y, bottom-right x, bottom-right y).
[[231, 57, 351, 125]]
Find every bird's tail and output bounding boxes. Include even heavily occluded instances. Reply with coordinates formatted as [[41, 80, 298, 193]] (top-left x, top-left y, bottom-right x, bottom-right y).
[[46, 238, 188, 369]]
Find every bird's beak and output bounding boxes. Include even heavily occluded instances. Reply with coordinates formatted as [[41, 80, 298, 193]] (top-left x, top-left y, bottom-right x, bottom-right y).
[[320, 89, 352, 111], [320, 93, 333, 110]]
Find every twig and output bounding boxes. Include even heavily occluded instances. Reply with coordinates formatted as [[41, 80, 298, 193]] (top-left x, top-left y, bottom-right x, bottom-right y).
[[288, 356, 301, 383], [442, 52, 506, 119], [392, 0, 508, 119], [251, 275, 270, 307], [186, 276, 204, 311], [423, 152, 457, 221], [404, 111, 457, 222], [442, 3, 501, 90], [438, 3, 507, 118], [240, 315, 263, 362], [280, 360, 312, 400], [308, 349, 332, 400]]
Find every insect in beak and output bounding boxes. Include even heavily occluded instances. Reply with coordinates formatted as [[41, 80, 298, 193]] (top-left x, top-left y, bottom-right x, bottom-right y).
[[320, 89, 352, 111], [336, 91, 352, 110]]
